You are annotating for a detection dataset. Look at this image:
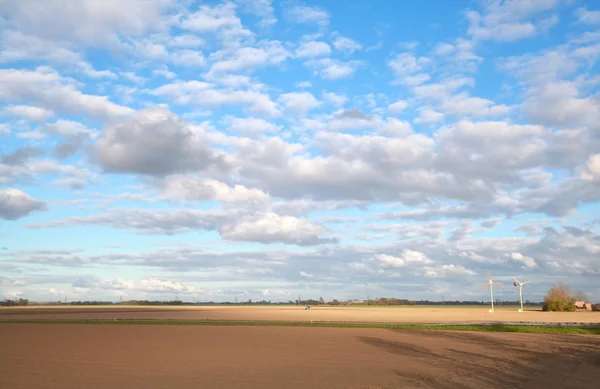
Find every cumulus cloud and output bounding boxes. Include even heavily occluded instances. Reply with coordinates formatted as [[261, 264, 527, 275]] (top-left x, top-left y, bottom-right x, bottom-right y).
[[180, 1, 252, 38], [150, 80, 279, 116], [286, 4, 329, 26], [1, 147, 44, 165], [28, 208, 336, 246], [375, 250, 434, 267], [90, 107, 230, 176], [0, 0, 173, 49], [0, 188, 47, 220], [509, 252, 537, 269], [209, 41, 290, 73], [153, 175, 269, 204], [295, 41, 331, 58], [303, 58, 360, 80], [332, 36, 362, 54], [223, 116, 282, 136], [219, 212, 338, 246], [467, 0, 559, 42], [1, 105, 54, 122], [277, 92, 320, 116], [387, 100, 408, 115], [579, 154, 600, 183], [0, 67, 134, 120]]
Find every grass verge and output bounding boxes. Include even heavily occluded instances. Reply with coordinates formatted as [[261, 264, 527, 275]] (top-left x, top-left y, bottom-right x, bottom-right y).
[[1, 319, 599, 335]]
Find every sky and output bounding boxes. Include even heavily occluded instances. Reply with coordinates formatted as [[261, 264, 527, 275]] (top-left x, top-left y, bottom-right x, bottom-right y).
[[1, 0, 600, 303]]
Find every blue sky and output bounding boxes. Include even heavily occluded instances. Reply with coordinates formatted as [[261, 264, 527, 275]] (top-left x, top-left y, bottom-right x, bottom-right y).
[[1, 0, 600, 303]]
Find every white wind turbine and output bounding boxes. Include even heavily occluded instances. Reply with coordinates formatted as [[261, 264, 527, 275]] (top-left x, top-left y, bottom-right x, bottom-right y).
[[512, 276, 531, 312], [482, 271, 502, 313]]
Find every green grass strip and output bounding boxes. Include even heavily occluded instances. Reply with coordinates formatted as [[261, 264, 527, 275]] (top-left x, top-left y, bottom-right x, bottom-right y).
[[1, 319, 599, 335]]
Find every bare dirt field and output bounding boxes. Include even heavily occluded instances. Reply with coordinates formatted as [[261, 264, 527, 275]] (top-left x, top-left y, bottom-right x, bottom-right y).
[[1, 323, 599, 389], [1, 305, 599, 324]]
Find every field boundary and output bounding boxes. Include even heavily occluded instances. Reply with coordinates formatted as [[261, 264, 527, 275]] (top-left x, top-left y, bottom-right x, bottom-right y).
[[2, 319, 599, 335]]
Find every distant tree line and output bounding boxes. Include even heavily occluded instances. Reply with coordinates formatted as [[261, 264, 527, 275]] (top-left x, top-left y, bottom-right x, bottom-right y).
[[1, 298, 29, 306], [7, 298, 548, 307], [68, 301, 116, 305], [121, 300, 186, 305]]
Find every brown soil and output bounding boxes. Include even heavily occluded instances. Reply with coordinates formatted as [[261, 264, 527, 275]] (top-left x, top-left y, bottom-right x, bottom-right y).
[[1, 324, 599, 389], [2, 305, 599, 324]]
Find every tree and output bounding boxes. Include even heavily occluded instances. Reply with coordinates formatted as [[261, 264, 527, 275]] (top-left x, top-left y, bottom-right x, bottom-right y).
[[543, 282, 576, 312], [319, 296, 325, 305], [574, 291, 588, 301]]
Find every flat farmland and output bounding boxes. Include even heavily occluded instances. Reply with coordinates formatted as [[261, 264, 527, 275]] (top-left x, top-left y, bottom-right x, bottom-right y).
[[1, 323, 600, 389], [1, 305, 599, 324]]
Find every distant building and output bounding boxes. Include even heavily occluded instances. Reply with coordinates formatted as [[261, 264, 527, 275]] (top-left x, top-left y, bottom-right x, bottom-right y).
[[575, 301, 592, 311]]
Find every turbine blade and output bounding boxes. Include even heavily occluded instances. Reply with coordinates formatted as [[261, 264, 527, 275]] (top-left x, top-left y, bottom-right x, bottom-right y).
[[488, 270, 491, 280], [493, 282, 502, 287], [482, 284, 489, 290], [512, 276, 520, 283], [523, 281, 531, 285]]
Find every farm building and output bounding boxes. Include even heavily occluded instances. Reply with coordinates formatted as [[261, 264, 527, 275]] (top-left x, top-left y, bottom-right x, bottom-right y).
[[574, 301, 592, 311]]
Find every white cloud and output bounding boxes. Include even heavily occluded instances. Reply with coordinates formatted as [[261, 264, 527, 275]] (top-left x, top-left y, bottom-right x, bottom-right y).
[[375, 250, 434, 268], [277, 92, 320, 116], [180, 2, 252, 38], [388, 53, 430, 85], [412, 77, 474, 100], [579, 154, 600, 182], [237, 0, 277, 28], [295, 41, 331, 58], [574, 7, 600, 25], [43, 120, 96, 138], [304, 58, 360, 80], [2, 105, 54, 122], [387, 100, 408, 115], [322, 91, 348, 107], [224, 116, 282, 136], [77, 277, 205, 295], [0, 188, 47, 220], [432, 42, 455, 56], [76, 62, 117, 79], [327, 109, 380, 132], [0, 67, 133, 120], [467, 0, 559, 42], [150, 80, 279, 116], [381, 118, 412, 136], [414, 108, 444, 124], [296, 81, 312, 88], [0, 0, 173, 49], [209, 41, 290, 73], [287, 4, 329, 26], [220, 212, 336, 246], [170, 49, 206, 67], [0, 30, 81, 64], [442, 94, 511, 117], [90, 107, 229, 176], [424, 264, 475, 278], [333, 36, 362, 54], [510, 252, 537, 268], [168, 35, 205, 48], [156, 176, 269, 203]]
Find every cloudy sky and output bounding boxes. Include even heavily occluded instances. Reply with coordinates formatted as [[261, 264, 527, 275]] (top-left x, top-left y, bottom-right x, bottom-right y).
[[1, 0, 600, 303]]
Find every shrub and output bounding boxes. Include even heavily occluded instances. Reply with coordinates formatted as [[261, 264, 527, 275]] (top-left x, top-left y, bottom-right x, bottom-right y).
[[592, 304, 600, 312], [543, 299, 576, 312], [542, 282, 577, 312]]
